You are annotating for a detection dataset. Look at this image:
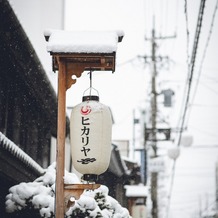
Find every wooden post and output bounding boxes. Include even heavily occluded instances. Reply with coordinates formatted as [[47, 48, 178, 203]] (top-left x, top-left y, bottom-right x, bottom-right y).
[[44, 30, 123, 218], [51, 53, 118, 218], [55, 59, 66, 217]]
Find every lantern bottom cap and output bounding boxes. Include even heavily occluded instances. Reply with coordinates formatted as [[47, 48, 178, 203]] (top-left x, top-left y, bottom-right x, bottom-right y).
[[83, 174, 98, 182]]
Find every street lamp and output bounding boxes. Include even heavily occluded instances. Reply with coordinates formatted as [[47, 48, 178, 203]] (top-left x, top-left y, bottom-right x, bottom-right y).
[[45, 29, 124, 217]]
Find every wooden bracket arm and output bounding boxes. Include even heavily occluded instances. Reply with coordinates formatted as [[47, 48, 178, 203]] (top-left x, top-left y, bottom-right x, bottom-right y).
[[64, 184, 101, 212]]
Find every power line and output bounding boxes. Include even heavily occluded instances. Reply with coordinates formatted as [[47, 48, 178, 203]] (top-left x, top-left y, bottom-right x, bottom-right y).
[[185, 0, 218, 126], [188, 124, 218, 138], [184, 0, 190, 73], [176, 0, 207, 150], [159, 0, 164, 35], [191, 103, 218, 107], [188, 0, 206, 86], [166, 1, 207, 217], [199, 198, 218, 218], [201, 74, 218, 83], [199, 81, 218, 95], [176, 0, 207, 152], [164, 0, 169, 35], [174, 0, 180, 37]]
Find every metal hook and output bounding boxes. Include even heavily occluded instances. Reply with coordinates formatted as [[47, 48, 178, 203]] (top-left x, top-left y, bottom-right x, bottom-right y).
[[83, 71, 99, 97]]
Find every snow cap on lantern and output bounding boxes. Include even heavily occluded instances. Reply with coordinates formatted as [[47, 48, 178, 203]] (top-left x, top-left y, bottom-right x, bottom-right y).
[[70, 94, 112, 182]]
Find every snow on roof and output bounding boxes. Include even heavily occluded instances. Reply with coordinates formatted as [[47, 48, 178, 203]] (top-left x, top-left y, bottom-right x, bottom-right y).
[[0, 132, 45, 175], [44, 29, 124, 54], [121, 155, 138, 164], [125, 184, 148, 197]]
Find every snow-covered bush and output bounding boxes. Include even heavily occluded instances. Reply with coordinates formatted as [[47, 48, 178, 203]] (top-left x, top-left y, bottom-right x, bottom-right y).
[[5, 163, 131, 218]]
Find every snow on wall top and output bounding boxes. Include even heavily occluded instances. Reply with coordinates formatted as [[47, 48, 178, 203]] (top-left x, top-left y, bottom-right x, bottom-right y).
[[125, 184, 148, 197], [0, 132, 45, 175], [44, 29, 124, 54]]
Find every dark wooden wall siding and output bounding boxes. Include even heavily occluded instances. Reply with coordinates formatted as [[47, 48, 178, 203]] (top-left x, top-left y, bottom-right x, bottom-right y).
[[0, 52, 51, 168]]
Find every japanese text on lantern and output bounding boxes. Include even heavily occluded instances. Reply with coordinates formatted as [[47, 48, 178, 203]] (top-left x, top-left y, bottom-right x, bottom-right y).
[[77, 106, 96, 164]]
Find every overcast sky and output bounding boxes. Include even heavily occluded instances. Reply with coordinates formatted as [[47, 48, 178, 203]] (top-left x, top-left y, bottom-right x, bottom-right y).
[[7, 0, 218, 217], [64, 0, 218, 217], [65, 0, 218, 145]]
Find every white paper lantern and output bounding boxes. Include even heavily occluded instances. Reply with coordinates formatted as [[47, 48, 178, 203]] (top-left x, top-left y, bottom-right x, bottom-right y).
[[70, 96, 112, 181], [167, 147, 180, 160], [180, 133, 193, 147]]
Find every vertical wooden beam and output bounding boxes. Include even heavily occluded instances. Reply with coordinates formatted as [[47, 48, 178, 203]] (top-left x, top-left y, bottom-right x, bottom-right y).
[[55, 59, 66, 218]]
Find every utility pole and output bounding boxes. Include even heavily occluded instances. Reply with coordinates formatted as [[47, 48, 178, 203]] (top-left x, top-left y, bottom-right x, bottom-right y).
[[216, 161, 218, 217], [150, 27, 158, 218], [142, 23, 176, 218]]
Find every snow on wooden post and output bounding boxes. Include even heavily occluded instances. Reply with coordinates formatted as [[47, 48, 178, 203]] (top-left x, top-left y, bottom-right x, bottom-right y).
[[45, 29, 124, 218], [125, 185, 148, 217]]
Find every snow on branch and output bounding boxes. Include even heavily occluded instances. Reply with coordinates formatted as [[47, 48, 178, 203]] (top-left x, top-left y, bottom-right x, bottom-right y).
[[5, 163, 131, 218]]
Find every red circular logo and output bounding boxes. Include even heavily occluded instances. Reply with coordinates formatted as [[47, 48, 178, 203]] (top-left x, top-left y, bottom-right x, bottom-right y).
[[80, 105, 91, 115]]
